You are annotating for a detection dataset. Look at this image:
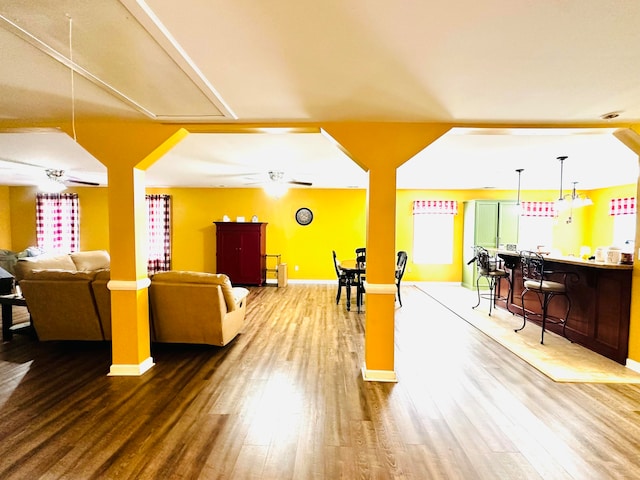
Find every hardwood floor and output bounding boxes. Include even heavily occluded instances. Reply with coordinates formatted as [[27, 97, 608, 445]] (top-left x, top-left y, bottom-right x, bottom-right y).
[[1, 284, 640, 479]]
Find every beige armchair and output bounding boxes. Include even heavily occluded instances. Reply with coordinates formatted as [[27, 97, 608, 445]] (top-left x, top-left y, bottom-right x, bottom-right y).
[[149, 271, 249, 346]]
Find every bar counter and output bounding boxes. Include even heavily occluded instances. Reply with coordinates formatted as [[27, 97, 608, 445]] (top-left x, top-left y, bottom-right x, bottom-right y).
[[495, 250, 633, 364]]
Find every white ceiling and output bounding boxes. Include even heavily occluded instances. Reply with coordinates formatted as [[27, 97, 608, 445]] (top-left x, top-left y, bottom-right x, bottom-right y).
[[0, 1, 639, 190]]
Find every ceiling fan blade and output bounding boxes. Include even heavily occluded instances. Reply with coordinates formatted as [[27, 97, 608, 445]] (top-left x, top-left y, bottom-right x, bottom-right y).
[[288, 180, 312, 186], [67, 178, 100, 186]]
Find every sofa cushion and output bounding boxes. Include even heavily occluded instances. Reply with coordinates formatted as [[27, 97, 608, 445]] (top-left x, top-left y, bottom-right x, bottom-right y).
[[71, 250, 110, 271], [24, 269, 97, 281], [14, 254, 77, 282], [151, 271, 238, 311]]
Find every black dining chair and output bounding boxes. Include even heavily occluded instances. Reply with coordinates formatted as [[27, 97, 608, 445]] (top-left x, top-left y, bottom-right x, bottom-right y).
[[332, 250, 350, 305], [395, 250, 408, 306], [469, 245, 511, 316], [354, 247, 367, 308], [516, 250, 574, 344]]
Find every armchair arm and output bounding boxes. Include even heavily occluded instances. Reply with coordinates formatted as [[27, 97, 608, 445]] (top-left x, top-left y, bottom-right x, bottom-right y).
[[232, 287, 249, 308]]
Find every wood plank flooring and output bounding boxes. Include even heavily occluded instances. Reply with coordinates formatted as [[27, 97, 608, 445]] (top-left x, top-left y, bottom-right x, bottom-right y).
[[1, 284, 640, 479]]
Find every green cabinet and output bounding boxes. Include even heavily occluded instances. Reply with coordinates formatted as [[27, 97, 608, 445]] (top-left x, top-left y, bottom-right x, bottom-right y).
[[462, 200, 519, 289]]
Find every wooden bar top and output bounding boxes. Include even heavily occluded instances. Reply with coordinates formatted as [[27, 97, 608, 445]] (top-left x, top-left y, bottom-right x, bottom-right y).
[[493, 248, 632, 364], [495, 249, 633, 270]]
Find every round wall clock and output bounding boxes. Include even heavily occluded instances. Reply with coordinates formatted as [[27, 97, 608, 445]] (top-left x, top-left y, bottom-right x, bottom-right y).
[[295, 207, 313, 226]]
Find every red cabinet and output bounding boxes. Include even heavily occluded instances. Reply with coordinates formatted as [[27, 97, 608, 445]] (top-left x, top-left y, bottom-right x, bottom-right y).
[[214, 222, 267, 286]]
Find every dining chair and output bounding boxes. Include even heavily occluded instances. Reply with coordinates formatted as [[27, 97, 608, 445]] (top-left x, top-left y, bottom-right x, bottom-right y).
[[354, 247, 367, 307], [470, 245, 510, 316], [516, 250, 574, 344], [332, 250, 350, 305], [395, 251, 408, 306]]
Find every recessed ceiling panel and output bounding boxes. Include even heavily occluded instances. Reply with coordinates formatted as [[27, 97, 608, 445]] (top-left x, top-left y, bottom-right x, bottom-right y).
[[0, 1, 231, 120]]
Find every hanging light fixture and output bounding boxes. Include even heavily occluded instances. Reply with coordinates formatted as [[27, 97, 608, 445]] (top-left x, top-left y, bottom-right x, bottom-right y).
[[515, 168, 524, 205], [555, 156, 593, 220], [263, 171, 288, 198]]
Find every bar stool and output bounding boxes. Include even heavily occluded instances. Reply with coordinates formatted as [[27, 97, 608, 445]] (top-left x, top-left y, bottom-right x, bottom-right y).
[[470, 246, 511, 316], [516, 250, 573, 344]]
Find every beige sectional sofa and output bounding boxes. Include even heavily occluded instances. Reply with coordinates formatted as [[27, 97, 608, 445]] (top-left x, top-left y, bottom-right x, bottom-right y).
[[16, 252, 249, 346], [16, 251, 112, 341]]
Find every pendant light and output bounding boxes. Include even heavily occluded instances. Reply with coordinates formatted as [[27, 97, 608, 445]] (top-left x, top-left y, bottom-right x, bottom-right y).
[[515, 168, 524, 205], [555, 156, 593, 218]]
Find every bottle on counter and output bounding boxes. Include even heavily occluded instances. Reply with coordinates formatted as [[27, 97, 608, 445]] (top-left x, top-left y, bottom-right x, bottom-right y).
[[579, 246, 591, 260]]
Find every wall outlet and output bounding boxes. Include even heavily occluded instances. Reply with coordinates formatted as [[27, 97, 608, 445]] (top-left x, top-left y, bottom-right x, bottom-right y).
[[295, 265, 299, 271]]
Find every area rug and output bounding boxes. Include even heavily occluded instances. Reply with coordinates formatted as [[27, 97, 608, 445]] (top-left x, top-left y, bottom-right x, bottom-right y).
[[414, 283, 640, 384]]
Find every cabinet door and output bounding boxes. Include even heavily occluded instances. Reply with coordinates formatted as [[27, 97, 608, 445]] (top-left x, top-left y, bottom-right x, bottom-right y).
[[498, 202, 520, 246], [238, 229, 262, 284], [217, 229, 243, 280], [474, 201, 499, 247]]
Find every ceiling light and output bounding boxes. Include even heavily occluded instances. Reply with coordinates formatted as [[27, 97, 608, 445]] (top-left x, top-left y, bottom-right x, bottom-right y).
[[40, 169, 67, 193], [601, 111, 622, 120], [264, 182, 288, 198], [264, 171, 288, 198], [555, 156, 592, 223]]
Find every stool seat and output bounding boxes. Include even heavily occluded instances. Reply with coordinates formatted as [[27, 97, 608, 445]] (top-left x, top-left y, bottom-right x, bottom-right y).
[[517, 250, 574, 344], [481, 269, 510, 278], [523, 279, 566, 293]]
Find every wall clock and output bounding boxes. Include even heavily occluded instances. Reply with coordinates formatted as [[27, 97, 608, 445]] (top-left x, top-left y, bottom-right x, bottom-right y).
[[295, 207, 313, 226]]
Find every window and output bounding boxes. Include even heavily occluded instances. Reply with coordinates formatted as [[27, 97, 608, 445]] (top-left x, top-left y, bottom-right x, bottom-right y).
[[412, 200, 457, 264], [518, 201, 556, 251], [146, 194, 171, 274], [36, 193, 79, 254], [610, 197, 636, 248]]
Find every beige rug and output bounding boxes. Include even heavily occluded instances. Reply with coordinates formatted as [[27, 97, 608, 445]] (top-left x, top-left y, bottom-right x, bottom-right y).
[[415, 283, 640, 384]]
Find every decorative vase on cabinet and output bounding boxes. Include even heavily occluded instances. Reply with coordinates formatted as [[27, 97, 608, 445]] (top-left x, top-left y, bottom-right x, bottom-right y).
[[214, 222, 267, 286]]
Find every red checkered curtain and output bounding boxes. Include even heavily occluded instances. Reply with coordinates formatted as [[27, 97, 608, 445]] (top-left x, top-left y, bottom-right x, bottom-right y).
[[413, 200, 458, 215], [146, 194, 171, 274], [520, 201, 557, 217], [36, 193, 79, 254], [609, 197, 636, 215]]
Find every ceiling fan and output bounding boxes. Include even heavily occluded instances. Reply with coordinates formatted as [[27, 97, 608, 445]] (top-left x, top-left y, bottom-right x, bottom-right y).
[[209, 170, 313, 187], [0, 158, 102, 187], [44, 168, 100, 186], [265, 171, 312, 187]]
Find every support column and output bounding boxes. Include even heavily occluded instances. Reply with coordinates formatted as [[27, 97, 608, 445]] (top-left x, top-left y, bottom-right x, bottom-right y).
[[74, 122, 188, 376], [323, 122, 450, 381], [613, 127, 640, 370]]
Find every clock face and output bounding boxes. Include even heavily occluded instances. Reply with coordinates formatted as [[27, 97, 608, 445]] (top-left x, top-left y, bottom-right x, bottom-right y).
[[295, 207, 313, 226]]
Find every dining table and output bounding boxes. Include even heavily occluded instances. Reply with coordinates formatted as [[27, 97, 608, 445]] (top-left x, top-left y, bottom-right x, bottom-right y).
[[338, 259, 366, 313]]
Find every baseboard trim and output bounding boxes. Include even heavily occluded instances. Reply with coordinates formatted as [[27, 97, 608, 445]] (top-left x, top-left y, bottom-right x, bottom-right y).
[[627, 358, 640, 374], [108, 357, 155, 376], [362, 364, 398, 383], [363, 282, 396, 294]]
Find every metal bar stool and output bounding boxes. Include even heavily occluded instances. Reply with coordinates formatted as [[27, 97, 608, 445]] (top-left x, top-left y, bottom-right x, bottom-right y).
[[470, 246, 511, 316], [516, 250, 574, 344]]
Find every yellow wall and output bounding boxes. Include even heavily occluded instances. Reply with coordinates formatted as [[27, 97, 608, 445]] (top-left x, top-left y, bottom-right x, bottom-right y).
[[145, 186, 367, 279], [6, 186, 111, 253], [3, 183, 636, 282], [0, 186, 11, 249]]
